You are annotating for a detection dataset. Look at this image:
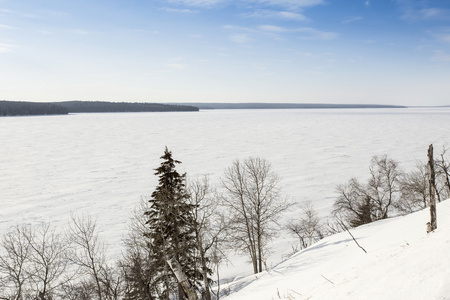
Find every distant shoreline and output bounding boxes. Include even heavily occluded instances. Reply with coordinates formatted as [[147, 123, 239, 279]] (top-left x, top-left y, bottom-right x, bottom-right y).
[[1, 100, 414, 117], [0, 100, 199, 117], [170, 102, 407, 110]]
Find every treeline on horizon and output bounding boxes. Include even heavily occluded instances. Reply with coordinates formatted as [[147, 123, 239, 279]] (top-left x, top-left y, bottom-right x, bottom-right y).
[[171, 102, 408, 109], [0, 100, 69, 116], [0, 100, 199, 116]]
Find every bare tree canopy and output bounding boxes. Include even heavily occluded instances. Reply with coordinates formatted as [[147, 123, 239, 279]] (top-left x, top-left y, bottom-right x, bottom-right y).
[[221, 157, 290, 274], [286, 201, 323, 250], [333, 155, 402, 227], [187, 176, 226, 300], [396, 162, 429, 214]]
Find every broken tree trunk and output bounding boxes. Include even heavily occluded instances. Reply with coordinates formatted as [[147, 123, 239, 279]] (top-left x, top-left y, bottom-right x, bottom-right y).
[[166, 257, 199, 300], [428, 144, 437, 232]]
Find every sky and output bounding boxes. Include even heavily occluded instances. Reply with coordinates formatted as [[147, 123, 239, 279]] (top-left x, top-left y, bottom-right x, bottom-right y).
[[1, 0, 450, 106]]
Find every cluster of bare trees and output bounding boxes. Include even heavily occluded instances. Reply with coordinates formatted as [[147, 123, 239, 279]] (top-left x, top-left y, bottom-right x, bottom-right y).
[[5, 146, 446, 299], [0, 216, 125, 300], [332, 146, 450, 228], [1, 154, 291, 300], [283, 146, 450, 252], [285, 201, 323, 250], [332, 155, 402, 227]]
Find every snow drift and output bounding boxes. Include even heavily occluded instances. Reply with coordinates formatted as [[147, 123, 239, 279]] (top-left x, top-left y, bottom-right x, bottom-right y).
[[222, 200, 450, 300]]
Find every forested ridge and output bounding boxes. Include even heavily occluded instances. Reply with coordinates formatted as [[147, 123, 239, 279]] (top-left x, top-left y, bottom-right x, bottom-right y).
[[0, 101, 69, 116], [0, 100, 199, 116], [58, 101, 199, 113], [170, 103, 407, 110]]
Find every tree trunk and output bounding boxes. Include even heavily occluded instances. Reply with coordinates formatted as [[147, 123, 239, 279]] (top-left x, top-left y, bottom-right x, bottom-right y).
[[441, 152, 450, 200], [428, 144, 437, 231], [195, 231, 211, 300], [166, 257, 198, 300]]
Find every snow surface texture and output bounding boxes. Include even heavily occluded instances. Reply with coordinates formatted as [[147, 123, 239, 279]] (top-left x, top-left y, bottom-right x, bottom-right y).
[[222, 200, 450, 300], [1, 107, 449, 280]]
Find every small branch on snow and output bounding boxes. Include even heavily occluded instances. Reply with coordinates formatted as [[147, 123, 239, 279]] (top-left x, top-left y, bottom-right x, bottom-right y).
[[321, 274, 335, 285], [287, 289, 302, 295], [338, 220, 367, 254]]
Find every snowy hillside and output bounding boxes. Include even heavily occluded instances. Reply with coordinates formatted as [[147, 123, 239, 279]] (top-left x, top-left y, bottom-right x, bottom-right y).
[[222, 200, 450, 300]]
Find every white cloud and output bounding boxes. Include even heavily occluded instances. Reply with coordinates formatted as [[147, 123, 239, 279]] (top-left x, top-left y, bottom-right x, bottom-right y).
[[167, 63, 189, 70], [396, 1, 450, 21], [0, 42, 16, 53], [72, 29, 89, 35], [38, 29, 54, 35], [165, 57, 189, 70], [258, 25, 288, 33], [364, 1, 370, 7], [244, 10, 308, 21], [277, 11, 308, 21], [223, 25, 255, 32], [134, 29, 160, 34], [0, 8, 39, 19], [433, 33, 450, 43], [252, 63, 267, 71], [167, 0, 223, 7], [230, 34, 252, 43], [260, 26, 337, 40], [342, 16, 363, 24], [428, 28, 450, 43], [420, 8, 450, 20], [159, 7, 198, 13], [431, 50, 450, 62], [297, 27, 337, 40], [227, 24, 337, 42], [0, 24, 15, 29], [166, 0, 324, 9], [252, 0, 324, 9]]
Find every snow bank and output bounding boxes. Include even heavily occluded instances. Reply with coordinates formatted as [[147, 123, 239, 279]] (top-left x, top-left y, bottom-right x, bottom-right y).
[[223, 200, 450, 300]]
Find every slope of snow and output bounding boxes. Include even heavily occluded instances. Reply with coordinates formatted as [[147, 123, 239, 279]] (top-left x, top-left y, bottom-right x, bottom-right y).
[[222, 200, 450, 300]]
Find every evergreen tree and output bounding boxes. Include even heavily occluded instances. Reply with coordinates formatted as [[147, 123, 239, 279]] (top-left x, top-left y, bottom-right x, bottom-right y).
[[349, 196, 373, 227], [145, 147, 202, 299]]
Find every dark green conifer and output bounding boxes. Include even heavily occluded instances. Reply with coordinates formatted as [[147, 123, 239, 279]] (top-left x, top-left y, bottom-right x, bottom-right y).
[[145, 147, 202, 299]]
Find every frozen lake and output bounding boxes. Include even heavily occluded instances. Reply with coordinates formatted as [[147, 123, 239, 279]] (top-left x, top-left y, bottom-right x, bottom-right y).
[[1, 107, 449, 266]]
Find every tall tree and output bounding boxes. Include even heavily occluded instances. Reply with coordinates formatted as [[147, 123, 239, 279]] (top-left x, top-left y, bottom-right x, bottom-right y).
[[187, 176, 226, 300], [221, 157, 290, 274], [145, 147, 202, 299]]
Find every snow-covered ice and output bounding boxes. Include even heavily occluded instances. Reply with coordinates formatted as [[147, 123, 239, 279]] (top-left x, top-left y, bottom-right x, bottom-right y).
[[1, 107, 449, 283]]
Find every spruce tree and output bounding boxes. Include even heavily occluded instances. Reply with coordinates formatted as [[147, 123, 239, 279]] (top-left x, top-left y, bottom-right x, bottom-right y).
[[145, 147, 202, 299]]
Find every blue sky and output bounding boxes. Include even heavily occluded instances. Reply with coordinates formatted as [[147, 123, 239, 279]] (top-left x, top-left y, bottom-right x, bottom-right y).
[[1, 0, 449, 105]]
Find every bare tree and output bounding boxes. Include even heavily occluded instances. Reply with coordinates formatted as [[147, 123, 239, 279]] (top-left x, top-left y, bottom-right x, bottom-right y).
[[24, 223, 73, 300], [396, 161, 429, 214], [435, 145, 450, 200], [68, 215, 123, 300], [332, 178, 373, 227], [121, 199, 160, 300], [68, 215, 105, 300], [366, 155, 402, 219], [221, 157, 290, 274], [0, 225, 32, 300], [333, 155, 402, 227], [286, 201, 323, 249], [187, 176, 227, 300]]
